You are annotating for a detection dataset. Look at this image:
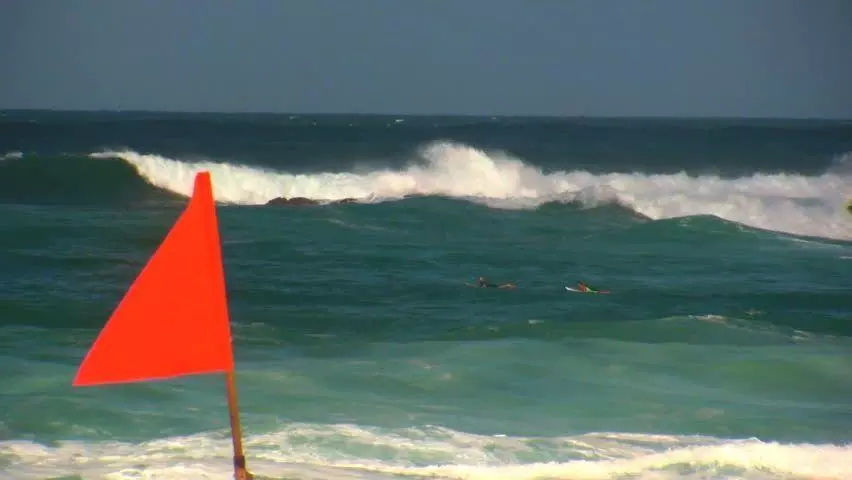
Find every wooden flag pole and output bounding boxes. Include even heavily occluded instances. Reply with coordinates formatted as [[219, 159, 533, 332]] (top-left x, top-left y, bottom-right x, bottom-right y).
[[226, 371, 253, 480], [73, 172, 257, 478]]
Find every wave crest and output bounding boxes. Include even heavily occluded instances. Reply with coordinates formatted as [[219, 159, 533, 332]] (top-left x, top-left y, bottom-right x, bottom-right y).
[[91, 141, 852, 241]]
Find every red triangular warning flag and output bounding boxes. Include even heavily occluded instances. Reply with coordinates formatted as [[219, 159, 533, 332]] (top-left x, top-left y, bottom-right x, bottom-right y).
[[73, 171, 234, 386]]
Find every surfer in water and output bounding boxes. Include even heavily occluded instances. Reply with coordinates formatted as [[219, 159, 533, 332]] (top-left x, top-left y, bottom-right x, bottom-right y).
[[475, 276, 516, 289], [577, 281, 604, 293]]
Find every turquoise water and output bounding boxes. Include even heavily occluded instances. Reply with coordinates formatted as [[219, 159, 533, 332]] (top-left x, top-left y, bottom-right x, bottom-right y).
[[1, 112, 851, 479]]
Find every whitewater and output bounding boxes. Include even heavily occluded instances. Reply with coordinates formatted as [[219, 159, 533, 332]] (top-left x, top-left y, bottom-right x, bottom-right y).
[[6, 426, 852, 480], [91, 141, 852, 241]]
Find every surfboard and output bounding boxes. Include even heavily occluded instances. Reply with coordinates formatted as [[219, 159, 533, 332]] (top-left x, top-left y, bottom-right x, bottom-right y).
[[468, 282, 516, 289], [565, 286, 610, 294]]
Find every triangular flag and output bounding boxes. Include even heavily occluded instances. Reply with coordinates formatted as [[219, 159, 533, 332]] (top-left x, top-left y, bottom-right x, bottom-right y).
[[74, 171, 234, 386]]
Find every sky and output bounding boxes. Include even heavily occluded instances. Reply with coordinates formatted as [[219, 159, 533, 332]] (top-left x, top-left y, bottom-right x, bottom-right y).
[[1, 0, 851, 118]]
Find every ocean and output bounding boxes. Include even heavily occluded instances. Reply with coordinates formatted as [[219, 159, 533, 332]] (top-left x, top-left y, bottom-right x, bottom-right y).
[[1, 111, 851, 480]]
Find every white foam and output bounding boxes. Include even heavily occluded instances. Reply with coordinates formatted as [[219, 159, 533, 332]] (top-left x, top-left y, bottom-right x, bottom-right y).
[[0, 151, 23, 161], [91, 142, 852, 241], [2, 424, 850, 480]]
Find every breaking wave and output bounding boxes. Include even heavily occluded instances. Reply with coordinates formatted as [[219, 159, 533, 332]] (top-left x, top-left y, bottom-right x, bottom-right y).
[[0, 142, 849, 241], [2, 424, 850, 480], [88, 142, 852, 241]]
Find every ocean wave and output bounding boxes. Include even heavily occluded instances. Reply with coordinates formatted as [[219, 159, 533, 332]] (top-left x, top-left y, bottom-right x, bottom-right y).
[[90, 141, 852, 241], [425, 313, 846, 347], [0, 142, 849, 241], [2, 424, 849, 480], [0, 151, 23, 161]]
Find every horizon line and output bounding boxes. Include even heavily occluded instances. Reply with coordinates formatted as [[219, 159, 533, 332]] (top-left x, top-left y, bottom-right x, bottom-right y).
[[1, 108, 851, 122]]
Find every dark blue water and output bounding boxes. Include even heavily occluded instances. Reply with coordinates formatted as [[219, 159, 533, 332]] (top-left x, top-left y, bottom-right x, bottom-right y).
[[1, 112, 851, 479]]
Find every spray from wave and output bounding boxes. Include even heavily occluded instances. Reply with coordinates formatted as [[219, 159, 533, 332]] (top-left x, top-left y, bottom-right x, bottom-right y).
[[91, 142, 852, 241]]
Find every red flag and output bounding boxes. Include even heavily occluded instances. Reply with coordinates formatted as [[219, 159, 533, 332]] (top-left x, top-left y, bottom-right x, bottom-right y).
[[73, 171, 234, 386]]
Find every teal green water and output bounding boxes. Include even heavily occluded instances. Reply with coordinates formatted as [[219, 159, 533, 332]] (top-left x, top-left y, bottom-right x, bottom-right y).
[[1, 112, 851, 479]]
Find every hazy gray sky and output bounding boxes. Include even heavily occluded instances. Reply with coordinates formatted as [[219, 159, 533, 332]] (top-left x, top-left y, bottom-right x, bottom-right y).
[[2, 0, 851, 118]]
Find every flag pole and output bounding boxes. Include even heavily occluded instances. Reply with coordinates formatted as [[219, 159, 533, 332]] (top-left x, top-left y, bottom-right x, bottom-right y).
[[73, 172, 257, 479], [226, 371, 253, 480]]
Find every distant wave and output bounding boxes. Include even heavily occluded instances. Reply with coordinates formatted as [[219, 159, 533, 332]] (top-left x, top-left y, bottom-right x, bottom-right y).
[[423, 313, 848, 346], [89, 142, 852, 241], [0, 151, 23, 161], [0, 151, 183, 206], [0, 142, 849, 241]]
